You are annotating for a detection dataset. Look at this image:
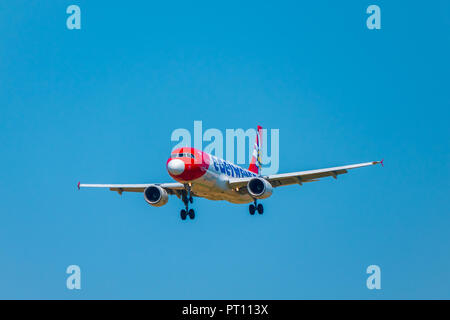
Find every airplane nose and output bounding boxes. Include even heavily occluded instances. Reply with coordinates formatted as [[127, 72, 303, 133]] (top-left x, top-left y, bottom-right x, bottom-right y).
[[167, 159, 185, 175]]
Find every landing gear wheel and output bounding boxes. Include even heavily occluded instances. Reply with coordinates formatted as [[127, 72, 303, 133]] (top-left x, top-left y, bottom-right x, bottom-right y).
[[257, 203, 264, 214], [188, 209, 195, 220], [180, 209, 187, 220], [249, 204, 256, 215]]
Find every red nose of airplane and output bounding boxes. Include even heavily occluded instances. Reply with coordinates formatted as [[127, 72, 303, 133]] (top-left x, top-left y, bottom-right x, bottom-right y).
[[167, 148, 210, 182]]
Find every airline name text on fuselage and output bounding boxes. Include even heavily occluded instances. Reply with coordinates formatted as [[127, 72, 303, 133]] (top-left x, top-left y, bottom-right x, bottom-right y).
[[210, 156, 257, 178]]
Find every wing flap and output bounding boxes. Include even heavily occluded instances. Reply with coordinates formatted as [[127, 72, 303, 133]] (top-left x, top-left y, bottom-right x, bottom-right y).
[[228, 160, 382, 189], [78, 182, 185, 195]]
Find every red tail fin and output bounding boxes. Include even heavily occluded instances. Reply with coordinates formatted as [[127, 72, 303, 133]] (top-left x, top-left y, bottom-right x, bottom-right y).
[[248, 125, 263, 175]]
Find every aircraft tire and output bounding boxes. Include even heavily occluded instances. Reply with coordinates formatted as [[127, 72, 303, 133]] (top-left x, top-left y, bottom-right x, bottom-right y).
[[257, 204, 264, 214], [188, 209, 195, 220]]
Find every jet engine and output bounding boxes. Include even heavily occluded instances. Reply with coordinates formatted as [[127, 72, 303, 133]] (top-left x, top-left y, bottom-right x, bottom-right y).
[[247, 177, 273, 199], [144, 185, 169, 207]]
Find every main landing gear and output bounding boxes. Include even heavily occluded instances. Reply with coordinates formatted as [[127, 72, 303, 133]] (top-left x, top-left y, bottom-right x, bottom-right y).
[[180, 186, 195, 221], [249, 200, 264, 215]]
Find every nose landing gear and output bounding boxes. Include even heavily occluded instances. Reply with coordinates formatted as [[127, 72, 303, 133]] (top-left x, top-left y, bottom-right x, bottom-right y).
[[249, 200, 264, 215], [180, 209, 187, 220], [180, 186, 195, 221]]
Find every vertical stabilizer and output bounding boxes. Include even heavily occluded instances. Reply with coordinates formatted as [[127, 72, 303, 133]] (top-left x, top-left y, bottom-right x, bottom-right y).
[[248, 125, 263, 175]]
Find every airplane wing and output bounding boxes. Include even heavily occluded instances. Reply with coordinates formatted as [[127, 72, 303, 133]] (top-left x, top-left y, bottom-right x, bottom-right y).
[[77, 182, 185, 195], [228, 160, 383, 189]]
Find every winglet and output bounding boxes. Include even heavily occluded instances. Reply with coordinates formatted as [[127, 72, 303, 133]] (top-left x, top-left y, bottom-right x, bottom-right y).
[[77, 182, 81, 190], [372, 159, 384, 167]]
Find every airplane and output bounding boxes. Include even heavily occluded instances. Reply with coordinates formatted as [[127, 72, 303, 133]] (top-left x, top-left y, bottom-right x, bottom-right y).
[[78, 126, 383, 220]]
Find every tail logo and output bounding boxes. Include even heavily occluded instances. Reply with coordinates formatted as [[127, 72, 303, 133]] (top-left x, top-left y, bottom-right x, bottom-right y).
[[249, 125, 263, 175]]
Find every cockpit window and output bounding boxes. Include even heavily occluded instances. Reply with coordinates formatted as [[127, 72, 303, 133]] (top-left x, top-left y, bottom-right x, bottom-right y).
[[171, 152, 195, 159]]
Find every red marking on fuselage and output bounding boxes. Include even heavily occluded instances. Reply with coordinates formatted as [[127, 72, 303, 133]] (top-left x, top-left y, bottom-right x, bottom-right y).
[[167, 147, 210, 182]]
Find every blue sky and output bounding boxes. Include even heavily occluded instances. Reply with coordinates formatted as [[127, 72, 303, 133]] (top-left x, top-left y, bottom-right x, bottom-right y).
[[0, 1, 449, 299]]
